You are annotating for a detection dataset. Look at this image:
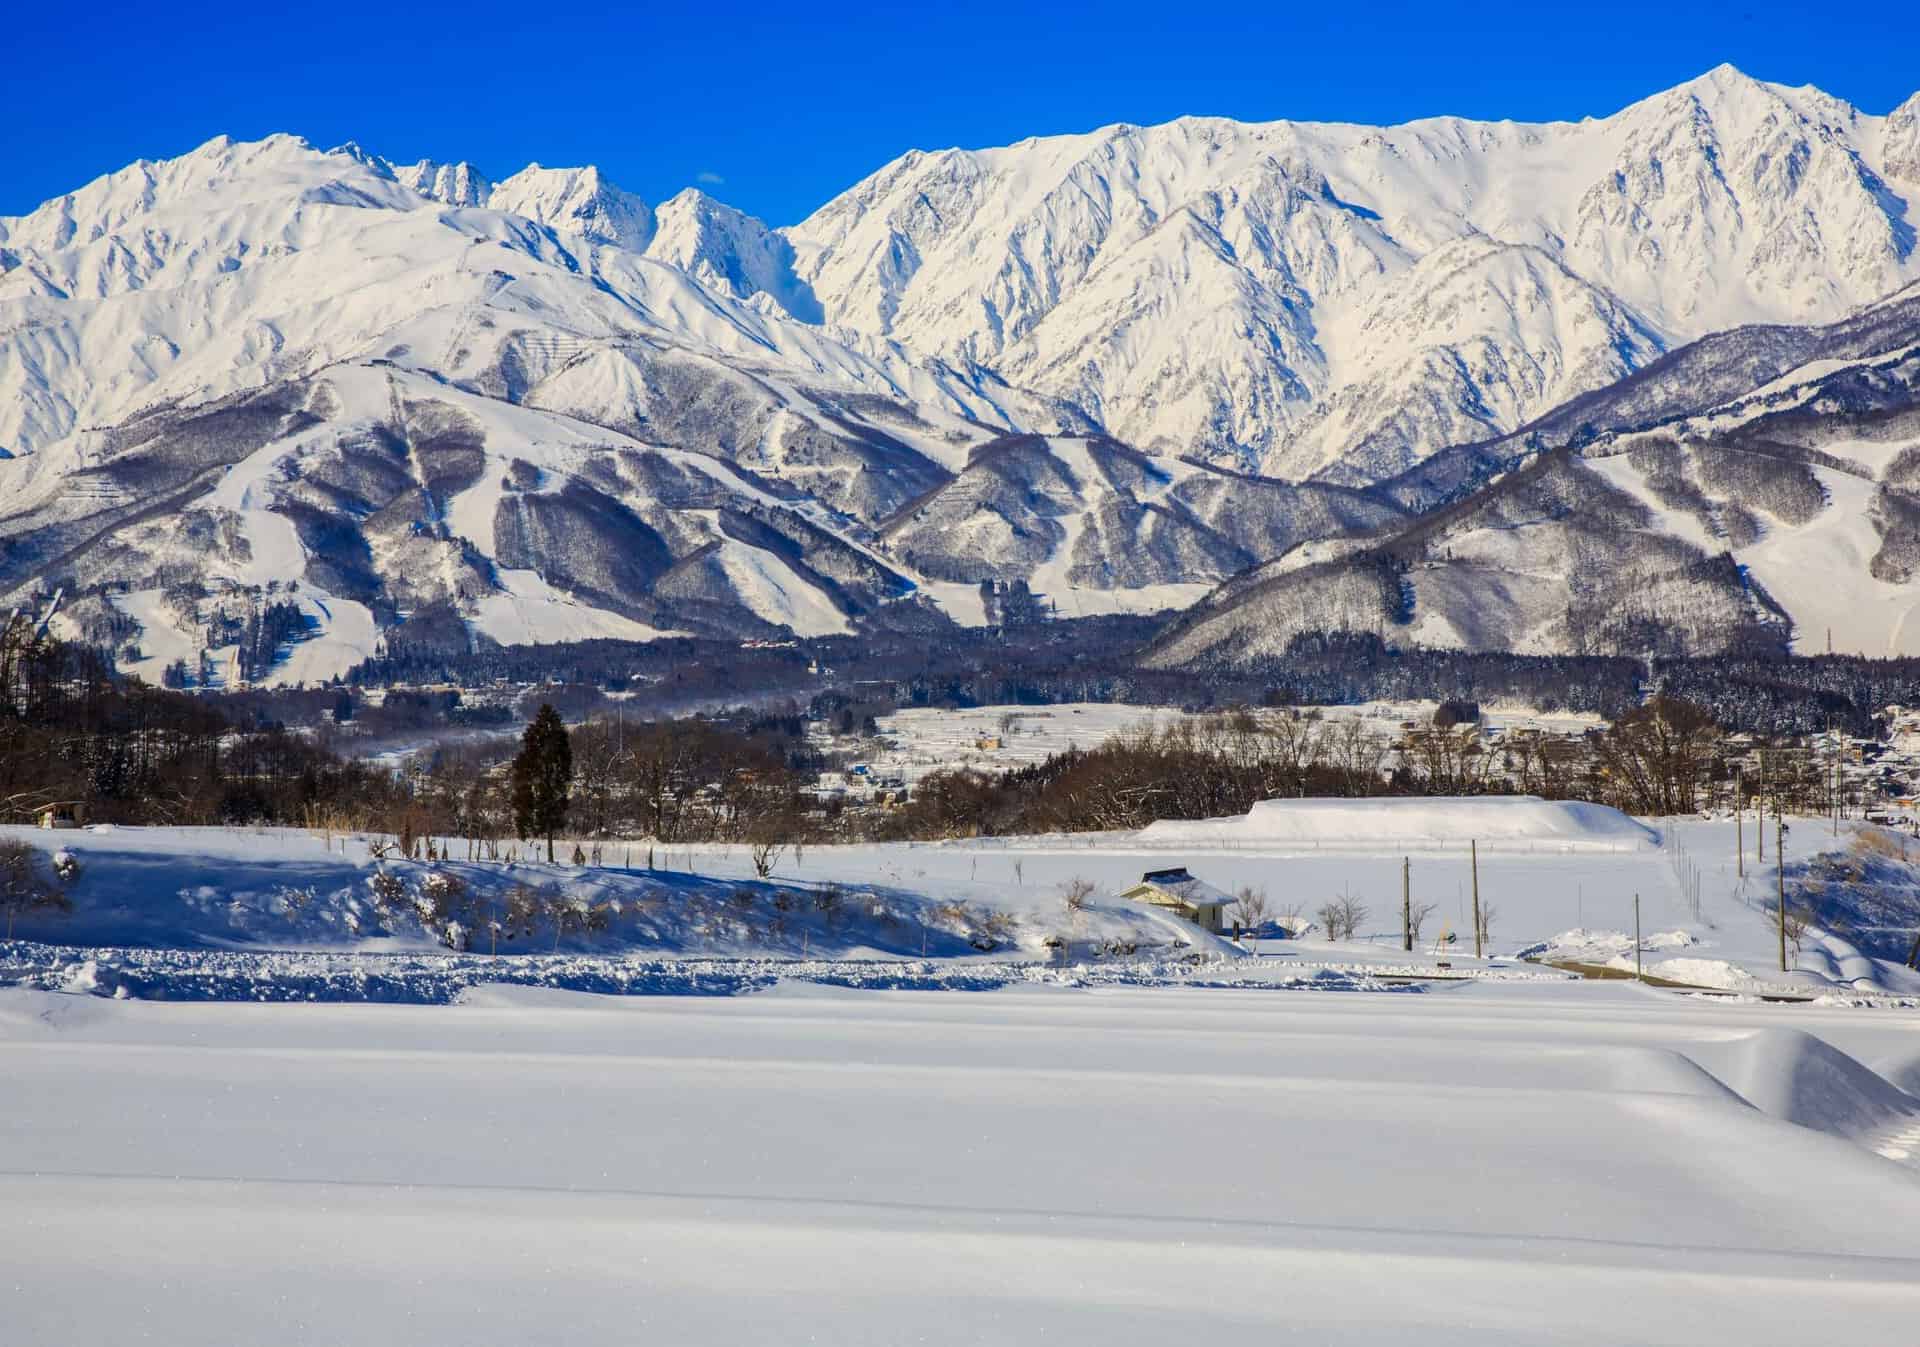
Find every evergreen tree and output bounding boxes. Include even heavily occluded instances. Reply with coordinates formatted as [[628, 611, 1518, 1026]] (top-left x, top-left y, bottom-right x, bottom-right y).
[[511, 704, 573, 863]]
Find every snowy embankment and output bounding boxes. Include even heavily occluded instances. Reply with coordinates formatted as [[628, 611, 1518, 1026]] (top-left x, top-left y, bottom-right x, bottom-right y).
[[4, 980, 1919, 1345], [1140, 795, 1658, 852], [0, 823, 1232, 972]]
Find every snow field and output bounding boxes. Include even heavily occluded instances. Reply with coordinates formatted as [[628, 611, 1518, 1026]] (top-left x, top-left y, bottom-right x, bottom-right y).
[[11, 801, 1919, 994], [0, 823, 1213, 966], [1142, 795, 1657, 850], [2, 981, 1918, 1345], [850, 699, 1601, 786]]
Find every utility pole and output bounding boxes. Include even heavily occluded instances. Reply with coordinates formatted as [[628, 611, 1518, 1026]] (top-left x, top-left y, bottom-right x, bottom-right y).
[[1735, 763, 1745, 879], [1401, 856, 1412, 952], [1832, 725, 1840, 837], [1471, 838, 1483, 960], [1634, 894, 1642, 982], [1777, 811, 1788, 973]]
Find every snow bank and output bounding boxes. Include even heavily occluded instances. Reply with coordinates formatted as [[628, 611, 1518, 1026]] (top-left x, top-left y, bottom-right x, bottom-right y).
[[1140, 796, 1657, 852], [0, 825, 1227, 972], [1690, 1028, 1920, 1139], [1613, 956, 1757, 990], [0, 942, 1361, 1004]]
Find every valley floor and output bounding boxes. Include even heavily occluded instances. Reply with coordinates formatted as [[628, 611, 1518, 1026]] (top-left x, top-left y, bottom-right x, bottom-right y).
[[4, 980, 1919, 1344]]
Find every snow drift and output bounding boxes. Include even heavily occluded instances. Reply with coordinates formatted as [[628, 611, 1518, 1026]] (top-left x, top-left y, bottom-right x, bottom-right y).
[[1689, 1027, 1920, 1139], [1139, 796, 1657, 852]]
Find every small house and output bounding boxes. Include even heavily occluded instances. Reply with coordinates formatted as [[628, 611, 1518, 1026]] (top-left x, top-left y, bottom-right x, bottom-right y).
[[38, 803, 84, 830], [1119, 867, 1232, 933]]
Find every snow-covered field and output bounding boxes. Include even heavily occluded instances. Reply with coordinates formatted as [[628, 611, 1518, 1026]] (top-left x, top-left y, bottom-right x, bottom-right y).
[[846, 699, 1601, 785], [6, 798, 1920, 1342], [4, 979, 1920, 1344], [7, 798, 1919, 995]]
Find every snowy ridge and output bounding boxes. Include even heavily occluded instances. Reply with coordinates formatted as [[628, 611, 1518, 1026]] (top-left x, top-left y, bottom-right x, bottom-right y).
[[788, 65, 1920, 476], [1148, 284, 1920, 666], [2, 69, 1919, 669]]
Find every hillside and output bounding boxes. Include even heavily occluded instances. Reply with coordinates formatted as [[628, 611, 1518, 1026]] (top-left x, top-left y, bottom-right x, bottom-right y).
[[1145, 285, 1920, 666]]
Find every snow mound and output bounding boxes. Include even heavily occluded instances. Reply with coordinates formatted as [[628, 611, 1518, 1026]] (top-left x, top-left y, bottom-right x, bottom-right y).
[[1537, 928, 1696, 957], [1613, 956, 1756, 989], [1694, 1028, 1920, 1139], [1139, 796, 1656, 852]]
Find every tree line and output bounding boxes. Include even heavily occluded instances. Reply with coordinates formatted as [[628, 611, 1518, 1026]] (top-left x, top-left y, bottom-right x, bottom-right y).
[[0, 615, 1886, 855], [872, 696, 1854, 839]]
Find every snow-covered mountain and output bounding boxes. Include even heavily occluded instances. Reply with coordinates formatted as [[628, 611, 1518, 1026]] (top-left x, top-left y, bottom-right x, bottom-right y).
[[788, 65, 1919, 479], [0, 135, 1061, 680], [1143, 284, 1920, 667], [2, 67, 1918, 681]]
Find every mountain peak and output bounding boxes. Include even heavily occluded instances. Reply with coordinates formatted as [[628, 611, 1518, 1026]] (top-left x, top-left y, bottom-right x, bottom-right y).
[[390, 157, 493, 208], [1887, 90, 1920, 181], [488, 163, 652, 250]]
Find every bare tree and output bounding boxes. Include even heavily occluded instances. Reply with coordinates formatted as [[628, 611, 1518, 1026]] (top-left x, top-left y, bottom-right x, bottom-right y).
[[1317, 891, 1368, 942], [1061, 876, 1096, 918], [1771, 901, 1812, 964], [748, 805, 802, 879], [1474, 901, 1498, 954], [1409, 901, 1438, 944], [1231, 885, 1270, 934], [1327, 719, 1390, 797], [750, 836, 785, 879], [1594, 695, 1722, 816]]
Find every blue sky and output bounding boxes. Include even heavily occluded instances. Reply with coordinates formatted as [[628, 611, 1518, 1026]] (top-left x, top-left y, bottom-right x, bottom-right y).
[[7, 1, 1918, 225]]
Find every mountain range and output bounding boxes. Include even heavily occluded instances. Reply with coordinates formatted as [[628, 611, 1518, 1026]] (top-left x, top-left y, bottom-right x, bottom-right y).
[[1, 66, 1917, 683]]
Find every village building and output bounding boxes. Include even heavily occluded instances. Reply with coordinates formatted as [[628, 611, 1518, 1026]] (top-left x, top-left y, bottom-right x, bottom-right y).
[[1118, 867, 1232, 933]]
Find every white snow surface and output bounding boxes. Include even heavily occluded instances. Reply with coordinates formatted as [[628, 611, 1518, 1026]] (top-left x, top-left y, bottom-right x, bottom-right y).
[[1142, 795, 1657, 851], [3, 978, 1919, 1344], [7, 804, 1919, 996], [5, 801, 1920, 1339], [471, 568, 681, 646]]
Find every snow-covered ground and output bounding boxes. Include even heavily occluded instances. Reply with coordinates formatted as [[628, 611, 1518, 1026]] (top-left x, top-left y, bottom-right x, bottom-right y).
[[854, 702, 1190, 782], [7, 800, 1920, 995], [5, 797, 1920, 1340], [4, 978, 1919, 1344], [843, 699, 1602, 785]]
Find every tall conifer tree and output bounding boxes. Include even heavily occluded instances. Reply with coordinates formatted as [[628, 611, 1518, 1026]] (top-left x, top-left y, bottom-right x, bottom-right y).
[[512, 704, 573, 863]]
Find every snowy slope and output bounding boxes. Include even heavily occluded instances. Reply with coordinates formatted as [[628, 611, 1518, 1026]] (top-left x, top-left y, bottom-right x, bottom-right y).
[[1147, 287, 1920, 666], [788, 66, 1920, 477], [0, 138, 1074, 673], [877, 433, 1403, 614]]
